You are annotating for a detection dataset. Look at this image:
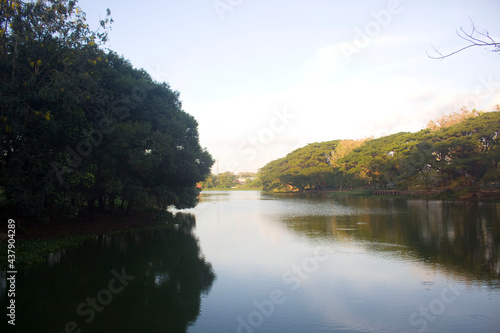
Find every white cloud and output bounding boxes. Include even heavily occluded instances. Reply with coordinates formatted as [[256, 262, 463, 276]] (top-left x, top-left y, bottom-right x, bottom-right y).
[[192, 65, 499, 173], [303, 44, 346, 84]]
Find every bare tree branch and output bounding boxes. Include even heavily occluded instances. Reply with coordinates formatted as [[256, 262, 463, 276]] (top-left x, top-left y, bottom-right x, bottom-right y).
[[428, 19, 499, 60]]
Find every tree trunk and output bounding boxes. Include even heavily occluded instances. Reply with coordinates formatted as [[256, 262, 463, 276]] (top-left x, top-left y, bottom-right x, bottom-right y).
[[126, 200, 133, 216], [109, 195, 116, 213], [87, 199, 95, 220], [97, 196, 106, 213]]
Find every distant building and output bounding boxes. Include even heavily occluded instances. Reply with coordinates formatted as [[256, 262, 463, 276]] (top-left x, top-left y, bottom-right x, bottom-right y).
[[236, 177, 257, 185]]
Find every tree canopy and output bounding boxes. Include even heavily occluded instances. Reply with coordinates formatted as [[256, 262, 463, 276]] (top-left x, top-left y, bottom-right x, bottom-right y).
[[259, 140, 340, 193], [0, 0, 213, 221]]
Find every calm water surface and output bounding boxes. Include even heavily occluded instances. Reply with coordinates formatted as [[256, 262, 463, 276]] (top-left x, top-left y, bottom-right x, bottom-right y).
[[1, 191, 499, 332]]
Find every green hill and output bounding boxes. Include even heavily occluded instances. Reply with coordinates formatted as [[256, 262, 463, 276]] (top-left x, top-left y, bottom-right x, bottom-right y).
[[259, 109, 500, 196]]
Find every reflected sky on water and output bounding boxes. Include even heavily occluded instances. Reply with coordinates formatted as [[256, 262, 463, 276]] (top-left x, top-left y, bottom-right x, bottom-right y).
[[187, 191, 500, 333]]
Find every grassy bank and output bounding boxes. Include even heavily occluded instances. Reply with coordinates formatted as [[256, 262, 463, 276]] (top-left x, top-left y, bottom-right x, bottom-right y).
[[268, 188, 500, 201], [202, 187, 262, 191], [0, 209, 180, 267]]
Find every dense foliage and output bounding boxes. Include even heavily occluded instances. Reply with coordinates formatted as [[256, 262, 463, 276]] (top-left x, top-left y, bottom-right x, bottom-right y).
[[259, 140, 340, 193], [201, 172, 260, 190], [259, 110, 500, 193], [0, 0, 213, 221]]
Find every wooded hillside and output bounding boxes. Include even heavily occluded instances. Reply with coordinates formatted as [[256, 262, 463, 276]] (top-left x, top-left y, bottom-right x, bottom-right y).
[[259, 109, 500, 195]]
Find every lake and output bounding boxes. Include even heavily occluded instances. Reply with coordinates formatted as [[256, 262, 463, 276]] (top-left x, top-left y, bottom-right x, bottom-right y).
[[1, 191, 500, 332]]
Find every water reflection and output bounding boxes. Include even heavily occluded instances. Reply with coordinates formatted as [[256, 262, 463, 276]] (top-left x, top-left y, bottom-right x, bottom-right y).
[[269, 194, 500, 281], [0, 214, 215, 333]]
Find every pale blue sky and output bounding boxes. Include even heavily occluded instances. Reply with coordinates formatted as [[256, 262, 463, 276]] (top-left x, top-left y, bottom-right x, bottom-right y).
[[83, 0, 500, 173]]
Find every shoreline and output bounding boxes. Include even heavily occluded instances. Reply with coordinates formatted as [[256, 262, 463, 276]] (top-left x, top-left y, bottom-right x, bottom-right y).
[[0, 209, 178, 267], [259, 188, 500, 202], [2, 188, 499, 267]]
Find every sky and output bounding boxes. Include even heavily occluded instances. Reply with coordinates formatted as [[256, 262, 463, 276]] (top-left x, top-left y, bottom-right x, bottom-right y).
[[82, 0, 500, 174]]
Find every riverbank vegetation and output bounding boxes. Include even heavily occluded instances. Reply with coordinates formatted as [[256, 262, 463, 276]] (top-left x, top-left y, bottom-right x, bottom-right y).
[[200, 172, 261, 190], [0, 0, 213, 224], [0, 208, 185, 266], [259, 109, 500, 199]]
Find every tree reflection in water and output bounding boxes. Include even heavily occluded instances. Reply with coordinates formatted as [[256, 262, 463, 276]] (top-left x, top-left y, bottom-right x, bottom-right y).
[[1, 213, 215, 333], [275, 195, 500, 282]]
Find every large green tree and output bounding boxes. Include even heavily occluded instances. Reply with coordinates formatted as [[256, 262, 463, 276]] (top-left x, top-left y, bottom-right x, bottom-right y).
[[0, 0, 213, 221]]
